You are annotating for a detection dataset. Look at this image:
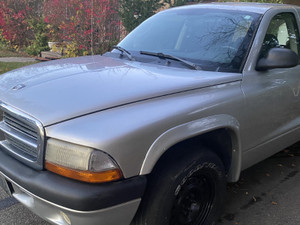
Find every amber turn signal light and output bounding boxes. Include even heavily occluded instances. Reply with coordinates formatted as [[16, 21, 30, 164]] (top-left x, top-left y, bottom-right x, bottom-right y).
[[45, 161, 123, 183]]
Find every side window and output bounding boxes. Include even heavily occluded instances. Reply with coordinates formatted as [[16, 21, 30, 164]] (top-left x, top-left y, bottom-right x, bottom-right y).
[[260, 13, 300, 59]]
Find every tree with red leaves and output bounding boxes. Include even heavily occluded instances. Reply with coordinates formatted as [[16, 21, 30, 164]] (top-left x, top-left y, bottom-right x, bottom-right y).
[[0, 0, 42, 47], [43, 0, 120, 54]]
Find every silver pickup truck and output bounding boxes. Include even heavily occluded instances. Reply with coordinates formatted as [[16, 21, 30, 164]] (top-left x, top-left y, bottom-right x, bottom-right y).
[[0, 2, 299, 225]]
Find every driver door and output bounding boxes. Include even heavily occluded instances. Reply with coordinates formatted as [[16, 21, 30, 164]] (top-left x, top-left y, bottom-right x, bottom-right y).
[[241, 12, 300, 167]]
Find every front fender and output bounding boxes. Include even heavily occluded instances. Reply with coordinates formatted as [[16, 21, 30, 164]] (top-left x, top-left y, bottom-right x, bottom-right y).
[[140, 114, 242, 182]]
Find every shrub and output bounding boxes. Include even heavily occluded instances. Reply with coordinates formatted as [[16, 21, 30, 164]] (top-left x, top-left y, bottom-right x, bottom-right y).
[[43, 0, 120, 56], [25, 18, 50, 56], [0, 0, 122, 56], [120, 0, 163, 33], [0, 30, 9, 49], [0, 0, 42, 48]]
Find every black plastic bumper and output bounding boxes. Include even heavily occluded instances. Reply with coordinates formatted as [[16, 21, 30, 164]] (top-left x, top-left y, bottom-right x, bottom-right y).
[[0, 150, 147, 211]]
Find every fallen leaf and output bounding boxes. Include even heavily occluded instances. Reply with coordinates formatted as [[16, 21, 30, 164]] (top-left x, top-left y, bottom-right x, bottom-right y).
[[245, 192, 249, 195], [272, 201, 278, 205], [266, 173, 271, 177]]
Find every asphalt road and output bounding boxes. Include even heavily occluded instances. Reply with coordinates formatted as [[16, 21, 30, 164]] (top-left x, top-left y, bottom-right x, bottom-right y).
[[0, 143, 299, 225]]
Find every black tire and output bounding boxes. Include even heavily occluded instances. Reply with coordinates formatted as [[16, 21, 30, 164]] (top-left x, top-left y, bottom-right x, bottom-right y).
[[132, 148, 226, 225]]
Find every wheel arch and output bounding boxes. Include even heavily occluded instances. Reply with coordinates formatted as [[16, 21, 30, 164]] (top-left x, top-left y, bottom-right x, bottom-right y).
[[140, 114, 242, 182]]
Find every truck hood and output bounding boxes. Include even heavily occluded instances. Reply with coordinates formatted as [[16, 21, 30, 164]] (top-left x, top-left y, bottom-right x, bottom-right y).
[[0, 55, 241, 126]]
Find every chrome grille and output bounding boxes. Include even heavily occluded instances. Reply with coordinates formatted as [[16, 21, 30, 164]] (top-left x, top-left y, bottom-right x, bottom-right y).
[[5, 134, 37, 159], [0, 103, 45, 170], [3, 112, 38, 139]]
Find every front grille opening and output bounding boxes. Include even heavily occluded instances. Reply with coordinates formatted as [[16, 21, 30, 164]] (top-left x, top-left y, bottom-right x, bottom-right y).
[[5, 134, 37, 159], [3, 112, 38, 140], [0, 104, 44, 169]]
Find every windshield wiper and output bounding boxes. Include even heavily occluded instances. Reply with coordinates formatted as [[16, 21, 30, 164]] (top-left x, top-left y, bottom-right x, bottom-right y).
[[112, 46, 134, 61], [140, 51, 201, 70]]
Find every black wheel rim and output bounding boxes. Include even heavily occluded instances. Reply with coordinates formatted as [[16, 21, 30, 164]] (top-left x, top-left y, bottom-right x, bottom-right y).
[[170, 173, 215, 225]]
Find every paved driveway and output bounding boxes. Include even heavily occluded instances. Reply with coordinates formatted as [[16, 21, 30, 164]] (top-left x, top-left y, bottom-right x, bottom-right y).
[[0, 57, 36, 63], [0, 143, 299, 225], [217, 143, 300, 225]]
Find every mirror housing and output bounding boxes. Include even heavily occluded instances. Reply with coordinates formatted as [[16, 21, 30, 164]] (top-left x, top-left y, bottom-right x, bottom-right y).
[[256, 48, 299, 71]]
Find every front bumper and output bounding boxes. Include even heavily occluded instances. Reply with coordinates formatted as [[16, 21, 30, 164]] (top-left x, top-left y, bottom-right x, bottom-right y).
[[0, 150, 147, 225]]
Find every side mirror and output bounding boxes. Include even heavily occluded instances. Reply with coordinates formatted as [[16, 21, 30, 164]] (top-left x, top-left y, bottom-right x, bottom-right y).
[[256, 48, 299, 71]]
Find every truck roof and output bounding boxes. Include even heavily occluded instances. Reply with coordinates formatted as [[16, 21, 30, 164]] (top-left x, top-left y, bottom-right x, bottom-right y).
[[170, 2, 300, 14]]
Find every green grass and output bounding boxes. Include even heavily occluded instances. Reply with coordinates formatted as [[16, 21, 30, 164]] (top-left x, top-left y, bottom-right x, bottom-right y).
[[0, 47, 35, 74], [0, 62, 36, 75], [0, 48, 30, 57]]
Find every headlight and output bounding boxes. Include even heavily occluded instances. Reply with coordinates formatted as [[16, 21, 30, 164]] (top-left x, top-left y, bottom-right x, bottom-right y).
[[45, 139, 123, 183]]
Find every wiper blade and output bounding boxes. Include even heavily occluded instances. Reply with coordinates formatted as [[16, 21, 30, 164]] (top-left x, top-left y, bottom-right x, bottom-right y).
[[140, 51, 201, 70], [112, 46, 134, 61]]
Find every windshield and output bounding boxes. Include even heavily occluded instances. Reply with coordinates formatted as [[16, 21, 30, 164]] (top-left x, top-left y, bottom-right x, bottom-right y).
[[118, 8, 261, 72]]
